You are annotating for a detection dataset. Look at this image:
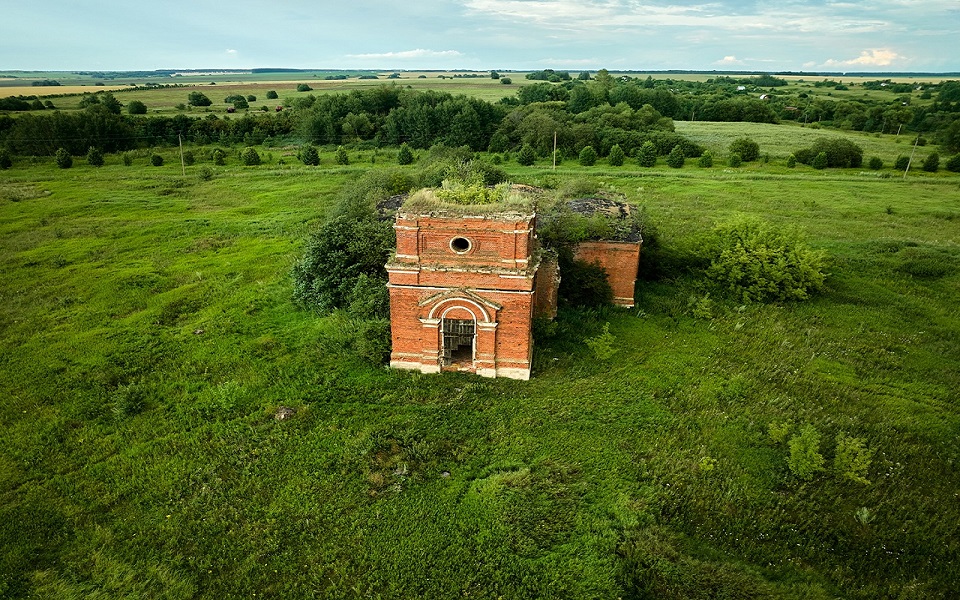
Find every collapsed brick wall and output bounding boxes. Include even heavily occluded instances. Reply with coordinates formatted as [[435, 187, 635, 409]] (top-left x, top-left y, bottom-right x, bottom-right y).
[[574, 240, 641, 307]]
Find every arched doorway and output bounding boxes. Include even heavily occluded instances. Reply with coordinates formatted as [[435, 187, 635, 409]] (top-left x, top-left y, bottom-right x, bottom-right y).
[[441, 317, 476, 366]]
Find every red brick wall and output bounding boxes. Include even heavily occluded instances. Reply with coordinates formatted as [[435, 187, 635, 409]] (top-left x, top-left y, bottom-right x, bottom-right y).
[[574, 241, 641, 307]]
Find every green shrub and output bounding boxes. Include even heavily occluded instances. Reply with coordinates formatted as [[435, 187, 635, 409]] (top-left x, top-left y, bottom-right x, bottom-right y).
[[516, 144, 536, 166], [665, 145, 685, 168], [55, 147, 72, 169], [187, 91, 211, 107], [946, 153, 960, 173], [122, 152, 133, 166], [729, 137, 760, 162], [697, 151, 713, 168], [197, 166, 213, 181], [786, 154, 797, 168], [706, 216, 827, 303], [182, 150, 195, 166], [636, 141, 657, 167], [868, 156, 883, 170], [299, 145, 320, 166], [812, 151, 828, 169], [296, 83, 313, 92], [608, 144, 625, 166], [212, 148, 227, 166], [796, 137, 863, 168], [584, 323, 617, 360], [397, 143, 413, 165], [0, 149, 11, 170], [240, 147, 261, 166], [335, 146, 349, 165], [266, 90, 278, 100], [787, 424, 825, 480], [500, 77, 512, 84], [579, 145, 597, 166], [727, 153, 742, 168], [834, 433, 874, 485], [127, 100, 147, 115], [150, 154, 163, 167], [921, 152, 939, 172], [86, 146, 104, 167]]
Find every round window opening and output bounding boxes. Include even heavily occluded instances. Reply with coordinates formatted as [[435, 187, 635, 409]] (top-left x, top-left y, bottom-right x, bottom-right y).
[[450, 237, 471, 253]]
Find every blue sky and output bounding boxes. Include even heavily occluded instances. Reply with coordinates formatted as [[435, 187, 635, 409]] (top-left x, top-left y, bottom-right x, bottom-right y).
[[3, 0, 958, 72]]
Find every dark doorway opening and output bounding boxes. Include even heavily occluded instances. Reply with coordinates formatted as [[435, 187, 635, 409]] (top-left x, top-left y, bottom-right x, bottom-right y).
[[441, 318, 475, 365]]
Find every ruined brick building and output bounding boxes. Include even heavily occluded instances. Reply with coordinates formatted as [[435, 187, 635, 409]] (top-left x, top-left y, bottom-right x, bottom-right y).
[[386, 191, 640, 380]]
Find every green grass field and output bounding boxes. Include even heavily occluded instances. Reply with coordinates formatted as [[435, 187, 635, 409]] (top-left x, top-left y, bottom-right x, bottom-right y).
[[1, 151, 959, 598]]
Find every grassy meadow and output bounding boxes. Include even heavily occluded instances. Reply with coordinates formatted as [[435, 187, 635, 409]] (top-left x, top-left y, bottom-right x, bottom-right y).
[[1, 142, 960, 598]]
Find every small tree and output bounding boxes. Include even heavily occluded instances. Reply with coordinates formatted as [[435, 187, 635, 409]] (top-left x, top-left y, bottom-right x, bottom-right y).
[[579, 145, 597, 166], [921, 153, 939, 172], [868, 156, 883, 170], [0, 149, 12, 170], [397, 143, 413, 165], [299, 145, 320, 166], [490, 70, 500, 79], [122, 152, 133, 166], [636, 141, 657, 167], [212, 148, 227, 166], [665, 145, 685, 168], [698, 151, 713, 168], [834, 433, 874, 485], [729, 137, 760, 162], [334, 146, 349, 165], [233, 97, 249, 110], [517, 145, 536, 166], [296, 83, 313, 92], [946, 153, 960, 173], [86, 146, 104, 167], [187, 91, 212, 107], [608, 144, 625, 166], [894, 155, 910, 171], [151, 154, 164, 167], [266, 90, 279, 100], [182, 150, 195, 166], [127, 100, 147, 115], [812, 151, 828, 170], [240, 147, 261, 166], [246, 94, 256, 102], [786, 154, 797, 168], [727, 153, 742, 168], [500, 77, 512, 85], [55, 148, 72, 169], [788, 424, 825, 480]]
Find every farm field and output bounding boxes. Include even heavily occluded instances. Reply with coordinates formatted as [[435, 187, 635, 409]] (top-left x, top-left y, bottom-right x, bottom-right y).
[[1, 150, 959, 597]]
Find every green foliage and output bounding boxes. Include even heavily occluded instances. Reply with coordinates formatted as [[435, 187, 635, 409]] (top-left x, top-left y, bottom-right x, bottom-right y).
[[728, 152, 742, 168], [706, 216, 827, 303], [197, 166, 213, 181], [232, 97, 249, 110], [516, 144, 536, 166], [786, 153, 797, 168], [796, 137, 863, 168], [921, 153, 939, 172], [212, 148, 227, 166], [246, 95, 256, 102], [894, 155, 910, 171], [868, 156, 883, 170], [55, 147, 72, 169], [697, 151, 713, 168], [150, 154, 163, 167], [584, 322, 617, 360], [335, 145, 349, 165], [298, 144, 320, 166], [767, 421, 793, 444], [812, 151, 828, 169], [126, 99, 147, 115], [608, 144, 625, 166], [182, 150, 195, 166], [665, 145, 685, 168], [636, 141, 657, 167], [318, 311, 391, 365], [121, 152, 133, 166], [240, 147, 261, 166], [296, 83, 313, 92], [834, 433, 874, 485], [729, 137, 760, 162], [787, 424, 825, 480], [266, 90, 278, 99], [397, 143, 413, 165], [0, 148, 12, 170], [578, 145, 597, 166], [187, 91, 212, 107], [85, 146, 104, 167], [946, 153, 960, 173], [292, 213, 394, 315], [500, 77, 512, 85]]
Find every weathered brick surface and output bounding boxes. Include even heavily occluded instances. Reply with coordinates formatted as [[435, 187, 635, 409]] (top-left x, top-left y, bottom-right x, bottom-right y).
[[574, 241, 641, 307]]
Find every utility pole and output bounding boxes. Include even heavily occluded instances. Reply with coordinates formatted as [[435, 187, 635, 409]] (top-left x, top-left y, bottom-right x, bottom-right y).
[[552, 131, 557, 170], [178, 134, 186, 176], [904, 135, 920, 180]]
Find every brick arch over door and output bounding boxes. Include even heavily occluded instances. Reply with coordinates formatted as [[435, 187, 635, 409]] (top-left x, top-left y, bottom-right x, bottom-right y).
[[427, 297, 494, 324]]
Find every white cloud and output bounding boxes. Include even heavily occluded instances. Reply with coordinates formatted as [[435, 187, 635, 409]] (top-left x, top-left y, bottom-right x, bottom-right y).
[[346, 49, 463, 60], [823, 48, 905, 67], [716, 55, 743, 66], [226, 49, 238, 55]]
